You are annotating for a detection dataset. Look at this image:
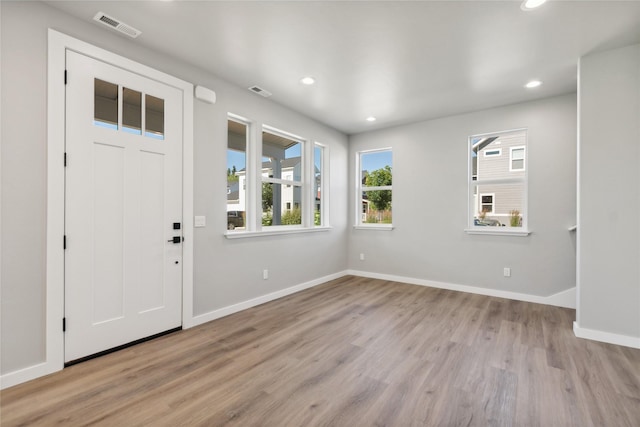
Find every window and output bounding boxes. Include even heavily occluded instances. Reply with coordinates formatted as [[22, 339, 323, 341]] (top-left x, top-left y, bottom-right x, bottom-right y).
[[357, 149, 393, 227], [145, 94, 165, 140], [94, 79, 164, 140], [94, 79, 118, 130], [122, 87, 142, 135], [314, 143, 325, 227], [226, 116, 329, 236], [510, 146, 525, 171], [226, 117, 248, 231], [262, 128, 303, 226], [469, 130, 527, 233]]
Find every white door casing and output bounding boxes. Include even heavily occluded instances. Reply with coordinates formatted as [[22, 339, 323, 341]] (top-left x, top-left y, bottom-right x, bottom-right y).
[[0, 30, 197, 390], [64, 51, 184, 362]]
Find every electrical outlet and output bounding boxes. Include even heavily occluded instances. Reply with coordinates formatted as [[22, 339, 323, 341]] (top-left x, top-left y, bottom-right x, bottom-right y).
[[503, 267, 511, 277], [359, 253, 365, 261], [263, 269, 269, 280]]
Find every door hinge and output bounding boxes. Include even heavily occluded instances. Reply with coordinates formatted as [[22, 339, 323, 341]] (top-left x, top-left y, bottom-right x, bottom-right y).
[[63, 235, 67, 250], [64, 152, 67, 167], [64, 70, 67, 85], [63, 317, 66, 332]]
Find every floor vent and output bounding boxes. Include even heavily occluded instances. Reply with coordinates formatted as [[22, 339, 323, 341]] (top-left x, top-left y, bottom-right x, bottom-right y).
[[93, 12, 142, 39], [249, 86, 272, 98]]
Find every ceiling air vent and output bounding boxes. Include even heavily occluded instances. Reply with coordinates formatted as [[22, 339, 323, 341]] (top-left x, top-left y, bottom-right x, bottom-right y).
[[93, 12, 142, 39], [249, 86, 272, 98]]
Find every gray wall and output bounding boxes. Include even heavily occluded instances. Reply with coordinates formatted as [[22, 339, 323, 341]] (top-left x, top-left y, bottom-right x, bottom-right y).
[[348, 94, 577, 298], [578, 43, 640, 339], [0, 1, 349, 375]]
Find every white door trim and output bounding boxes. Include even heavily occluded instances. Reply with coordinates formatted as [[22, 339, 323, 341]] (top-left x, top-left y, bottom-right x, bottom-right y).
[[6, 29, 195, 388]]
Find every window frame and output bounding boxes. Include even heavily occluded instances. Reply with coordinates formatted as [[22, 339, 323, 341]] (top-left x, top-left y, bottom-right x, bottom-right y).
[[261, 125, 306, 228], [466, 129, 530, 236], [355, 147, 393, 230], [225, 115, 330, 238], [226, 114, 250, 233], [314, 142, 328, 227]]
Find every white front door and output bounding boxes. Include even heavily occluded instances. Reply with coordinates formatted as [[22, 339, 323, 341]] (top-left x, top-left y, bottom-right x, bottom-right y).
[[64, 50, 183, 362]]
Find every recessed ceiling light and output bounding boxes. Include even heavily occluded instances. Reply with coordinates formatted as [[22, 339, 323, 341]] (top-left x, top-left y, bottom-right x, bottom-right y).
[[525, 80, 542, 89], [300, 76, 315, 85], [521, 0, 547, 10], [366, 116, 377, 122]]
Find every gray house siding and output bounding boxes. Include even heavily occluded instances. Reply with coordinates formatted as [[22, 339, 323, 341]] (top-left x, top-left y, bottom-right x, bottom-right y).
[[475, 130, 526, 224]]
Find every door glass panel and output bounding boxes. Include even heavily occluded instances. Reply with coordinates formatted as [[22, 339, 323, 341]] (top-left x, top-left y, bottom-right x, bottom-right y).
[[145, 94, 165, 140], [94, 79, 118, 130], [122, 87, 142, 135]]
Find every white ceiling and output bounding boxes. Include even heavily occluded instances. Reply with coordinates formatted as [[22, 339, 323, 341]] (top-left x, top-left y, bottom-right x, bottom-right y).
[[45, 0, 640, 135]]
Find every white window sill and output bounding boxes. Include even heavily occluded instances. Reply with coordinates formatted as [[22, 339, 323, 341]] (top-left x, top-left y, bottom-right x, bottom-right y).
[[464, 228, 531, 237], [225, 226, 332, 239], [353, 224, 394, 231]]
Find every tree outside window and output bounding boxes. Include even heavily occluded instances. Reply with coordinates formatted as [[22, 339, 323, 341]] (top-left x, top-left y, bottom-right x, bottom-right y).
[[358, 149, 393, 226]]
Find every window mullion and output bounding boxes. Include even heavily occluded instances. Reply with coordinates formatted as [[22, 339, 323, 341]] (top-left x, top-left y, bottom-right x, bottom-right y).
[[249, 121, 262, 232]]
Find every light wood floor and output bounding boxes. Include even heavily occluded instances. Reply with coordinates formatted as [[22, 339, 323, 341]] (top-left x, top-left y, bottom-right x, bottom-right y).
[[2, 276, 639, 426]]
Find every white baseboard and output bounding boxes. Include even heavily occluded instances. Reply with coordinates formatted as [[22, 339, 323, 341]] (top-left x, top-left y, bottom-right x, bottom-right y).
[[573, 322, 640, 349], [191, 270, 349, 327], [2, 271, 348, 390], [0, 268, 590, 391], [1, 361, 59, 390], [346, 269, 576, 309]]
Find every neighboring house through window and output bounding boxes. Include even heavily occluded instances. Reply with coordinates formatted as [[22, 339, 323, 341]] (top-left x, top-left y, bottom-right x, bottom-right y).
[[469, 129, 527, 231], [261, 127, 304, 226]]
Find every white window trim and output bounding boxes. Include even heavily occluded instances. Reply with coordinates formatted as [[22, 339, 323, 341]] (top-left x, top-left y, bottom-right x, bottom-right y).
[[225, 122, 329, 237], [227, 113, 252, 233], [226, 226, 332, 239], [467, 128, 529, 236], [354, 224, 394, 231], [464, 228, 531, 237], [509, 146, 526, 172], [356, 147, 393, 228]]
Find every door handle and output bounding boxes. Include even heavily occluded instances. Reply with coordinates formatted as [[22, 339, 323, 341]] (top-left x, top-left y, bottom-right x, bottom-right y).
[[167, 236, 182, 244]]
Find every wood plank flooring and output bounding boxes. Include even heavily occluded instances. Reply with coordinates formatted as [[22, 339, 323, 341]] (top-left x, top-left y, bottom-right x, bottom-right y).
[[2, 276, 639, 426]]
